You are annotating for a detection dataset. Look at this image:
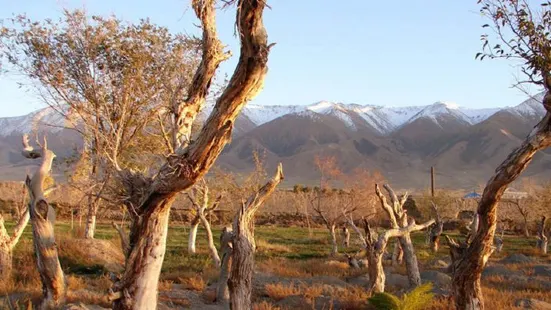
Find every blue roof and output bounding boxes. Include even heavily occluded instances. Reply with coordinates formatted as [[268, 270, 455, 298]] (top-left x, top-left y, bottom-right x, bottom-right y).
[[464, 192, 481, 199]]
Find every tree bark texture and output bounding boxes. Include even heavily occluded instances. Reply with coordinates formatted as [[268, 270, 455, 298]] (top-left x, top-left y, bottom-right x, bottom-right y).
[[375, 183, 424, 288], [109, 0, 271, 308], [216, 227, 233, 304], [448, 110, 551, 310], [21, 135, 66, 309], [367, 219, 435, 293], [228, 164, 283, 310]]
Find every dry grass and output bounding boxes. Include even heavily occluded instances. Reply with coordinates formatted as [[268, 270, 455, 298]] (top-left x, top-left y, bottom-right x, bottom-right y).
[[252, 301, 282, 310], [178, 274, 206, 291], [264, 283, 301, 301], [256, 238, 292, 253], [257, 257, 357, 278], [429, 285, 551, 309], [335, 286, 369, 310]]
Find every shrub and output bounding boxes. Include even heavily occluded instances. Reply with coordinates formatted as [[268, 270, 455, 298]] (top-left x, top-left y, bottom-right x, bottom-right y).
[[368, 283, 434, 310]]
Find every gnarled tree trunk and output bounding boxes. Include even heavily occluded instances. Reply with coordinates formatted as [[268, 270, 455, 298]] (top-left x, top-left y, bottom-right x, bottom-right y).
[[228, 164, 283, 310], [21, 135, 66, 309], [448, 110, 551, 310], [216, 227, 233, 304], [111, 196, 174, 310], [375, 184, 424, 288], [108, 0, 271, 307], [367, 219, 435, 293]]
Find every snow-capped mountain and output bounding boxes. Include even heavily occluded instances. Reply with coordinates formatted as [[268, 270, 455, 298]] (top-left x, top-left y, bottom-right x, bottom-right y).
[[2, 93, 551, 189], [0, 94, 546, 138]]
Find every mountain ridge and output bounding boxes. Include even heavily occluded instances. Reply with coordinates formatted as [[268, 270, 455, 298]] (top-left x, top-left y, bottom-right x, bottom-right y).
[[1, 92, 550, 189]]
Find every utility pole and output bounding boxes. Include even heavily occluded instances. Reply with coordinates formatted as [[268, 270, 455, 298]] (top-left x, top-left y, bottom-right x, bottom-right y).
[[431, 166, 435, 197]]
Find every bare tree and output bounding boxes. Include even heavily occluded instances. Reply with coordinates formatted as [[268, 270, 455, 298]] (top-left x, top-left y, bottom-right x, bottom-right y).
[[364, 218, 434, 293], [228, 164, 284, 309], [536, 216, 548, 254], [186, 180, 223, 266], [444, 1, 551, 307], [509, 199, 530, 237], [375, 184, 424, 288], [21, 135, 66, 308]]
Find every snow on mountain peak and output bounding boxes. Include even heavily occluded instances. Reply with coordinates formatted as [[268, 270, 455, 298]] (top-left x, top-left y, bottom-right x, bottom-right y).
[[434, 101, 460, 110]]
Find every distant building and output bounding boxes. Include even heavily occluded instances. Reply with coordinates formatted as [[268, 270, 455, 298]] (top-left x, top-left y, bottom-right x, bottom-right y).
[[463, 191, 481, 199]]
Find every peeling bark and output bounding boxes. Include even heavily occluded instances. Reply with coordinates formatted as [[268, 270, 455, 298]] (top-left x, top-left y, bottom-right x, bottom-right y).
[[448, 110, 551, 310], [112, 197, 174, 310], [228, 164, 283, 310]]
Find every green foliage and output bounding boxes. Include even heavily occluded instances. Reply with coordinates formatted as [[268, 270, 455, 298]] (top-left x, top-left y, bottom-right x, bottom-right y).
[[402, 283, 434, 310], [368, 292, 401, 310], [368, 283, 434, 310]]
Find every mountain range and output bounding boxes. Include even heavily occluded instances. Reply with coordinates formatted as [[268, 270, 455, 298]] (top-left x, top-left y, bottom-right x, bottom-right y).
[[1, 93, 550, 190]]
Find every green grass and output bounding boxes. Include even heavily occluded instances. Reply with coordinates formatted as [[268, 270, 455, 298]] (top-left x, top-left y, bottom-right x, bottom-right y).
[[3, 219, 541, 274]]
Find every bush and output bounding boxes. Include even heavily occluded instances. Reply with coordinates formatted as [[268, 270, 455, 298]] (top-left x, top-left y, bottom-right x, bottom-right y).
[[368, 283, 434, 310]]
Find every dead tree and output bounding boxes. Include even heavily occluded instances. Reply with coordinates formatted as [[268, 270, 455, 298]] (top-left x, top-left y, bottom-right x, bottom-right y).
[[312, 194, 355, 256], [0, 199, 29, 279], [536, 216, 548, 254], [429, 202, 444, 252], [344, 214, 368, 248], [510, 199, 530, 237], [375, 183, 425, 288], [186, 181, 223, 266], [21, 135, 66, 308], [365, 218, 435, 293], [228, 164, 283, 309], [216, 227, 233, 304]]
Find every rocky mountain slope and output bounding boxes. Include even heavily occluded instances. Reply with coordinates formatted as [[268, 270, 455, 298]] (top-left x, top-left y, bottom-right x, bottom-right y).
[[1, 93, 550, 189]]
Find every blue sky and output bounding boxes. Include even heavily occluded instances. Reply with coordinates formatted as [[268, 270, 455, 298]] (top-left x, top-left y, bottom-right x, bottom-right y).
[[0, 0, 541, 117]]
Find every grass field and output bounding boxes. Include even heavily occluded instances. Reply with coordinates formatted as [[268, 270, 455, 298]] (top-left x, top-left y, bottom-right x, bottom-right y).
[[2, 220, 551, 309]]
